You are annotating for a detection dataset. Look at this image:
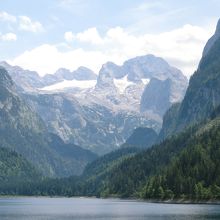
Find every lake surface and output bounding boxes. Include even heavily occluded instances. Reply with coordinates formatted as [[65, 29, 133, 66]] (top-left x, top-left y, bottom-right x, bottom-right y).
[[0, 197, 220, 220]]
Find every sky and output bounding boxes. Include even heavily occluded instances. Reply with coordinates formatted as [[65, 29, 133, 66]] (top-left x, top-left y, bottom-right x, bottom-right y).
[[0, 0, 219, 78]]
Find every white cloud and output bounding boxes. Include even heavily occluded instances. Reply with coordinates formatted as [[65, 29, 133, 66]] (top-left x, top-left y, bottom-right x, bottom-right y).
[[18, 16, 44, 33], [76, 28, 103, 45], [64, 31, 75, 42], [0, 11, 44, 33], [10, 24, 214, 77], [8, 44, 109, 76], [1, 33, 17, 41], [65, 28, 103, 45], [0, 11, 16, 23]]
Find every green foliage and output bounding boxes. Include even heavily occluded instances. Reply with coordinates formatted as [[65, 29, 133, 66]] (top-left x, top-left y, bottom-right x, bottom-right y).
[[0, 147, 41, 195], [141, 122, 220, 200]]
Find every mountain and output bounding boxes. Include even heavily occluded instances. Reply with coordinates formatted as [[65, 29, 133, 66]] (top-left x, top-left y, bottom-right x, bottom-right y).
[[23, 92, 157, 154], [54, 67, 97, 81], [0, 61, 44, 91], [0, 67, 97, 177], [0, 62, 97, 91], [73, 67, 97, 80], [54, 68, 74, 80], [1, 55, 187, 154], [122, 127, 158, 149], [39, 55, 187, 154], [95, 55, 187, 115], [160, 19, 220, 140]]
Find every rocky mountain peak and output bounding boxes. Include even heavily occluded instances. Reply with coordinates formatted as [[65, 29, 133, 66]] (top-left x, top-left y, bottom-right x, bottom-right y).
[[95, 64, 116, 91], [214, 18, 220, 34], [54, 68, 73, 80], [202, 18, 220, 57], [73, 67, 97, 80]]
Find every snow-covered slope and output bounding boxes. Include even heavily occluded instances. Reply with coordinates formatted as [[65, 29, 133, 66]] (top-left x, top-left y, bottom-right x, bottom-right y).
[[114, 76, 134, 94], [41, 79, 97, 91]]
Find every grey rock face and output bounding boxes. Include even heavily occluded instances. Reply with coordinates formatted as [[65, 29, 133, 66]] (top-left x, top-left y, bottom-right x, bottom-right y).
[[54, 68, 73, 80], [140, 78, 172, 117], [73, 67, 97, 80], [53, 67, 97, 81], [96, 55, 187, 117]]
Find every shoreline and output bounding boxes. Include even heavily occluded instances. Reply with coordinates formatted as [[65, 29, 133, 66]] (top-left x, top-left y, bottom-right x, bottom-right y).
[[0, 195, 220, 205]]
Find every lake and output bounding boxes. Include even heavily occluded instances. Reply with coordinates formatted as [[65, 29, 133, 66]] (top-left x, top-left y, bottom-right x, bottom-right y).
[[0, 197, 220, 220]]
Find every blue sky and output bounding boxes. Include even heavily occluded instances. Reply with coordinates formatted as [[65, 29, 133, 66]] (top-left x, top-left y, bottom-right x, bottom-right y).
[[0, 0, 219, 77]]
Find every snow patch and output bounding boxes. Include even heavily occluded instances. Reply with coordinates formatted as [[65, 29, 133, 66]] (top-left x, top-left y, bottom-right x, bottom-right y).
[[40, 79, 97, 91], [142, 78, 150, 85], [114, 76, 134, 94]]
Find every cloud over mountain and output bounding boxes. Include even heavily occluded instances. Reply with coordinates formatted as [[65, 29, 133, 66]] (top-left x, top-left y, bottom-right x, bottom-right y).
[[9, 24, 213, 77]]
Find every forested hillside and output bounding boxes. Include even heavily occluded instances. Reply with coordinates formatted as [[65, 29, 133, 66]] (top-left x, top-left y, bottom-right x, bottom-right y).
[[0, 147, 41, 195]]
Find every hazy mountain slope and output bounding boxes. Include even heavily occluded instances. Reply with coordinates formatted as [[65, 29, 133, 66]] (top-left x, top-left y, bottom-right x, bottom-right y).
[[122, 127, 158, 149], [140, 78, 172, 117]]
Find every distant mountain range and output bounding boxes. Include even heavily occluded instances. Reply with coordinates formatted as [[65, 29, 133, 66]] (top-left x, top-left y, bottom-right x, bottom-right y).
[[0, 55, 188, 154]]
